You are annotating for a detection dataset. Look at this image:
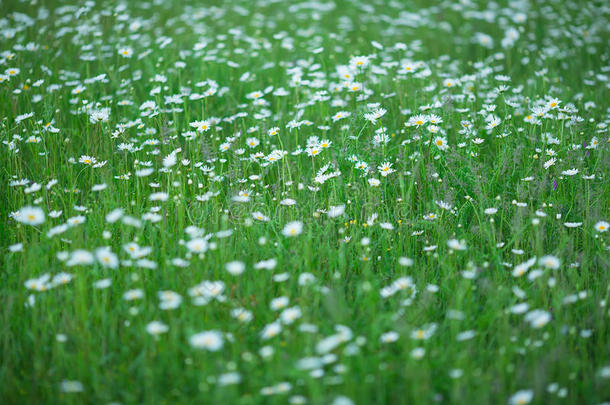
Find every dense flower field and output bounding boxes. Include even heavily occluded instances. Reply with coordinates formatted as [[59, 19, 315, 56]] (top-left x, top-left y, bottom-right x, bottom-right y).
[[1, 0, 609, 403]]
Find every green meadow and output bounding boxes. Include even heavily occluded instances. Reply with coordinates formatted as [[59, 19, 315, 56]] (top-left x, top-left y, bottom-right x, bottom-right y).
[[1, 0, 609, 403]]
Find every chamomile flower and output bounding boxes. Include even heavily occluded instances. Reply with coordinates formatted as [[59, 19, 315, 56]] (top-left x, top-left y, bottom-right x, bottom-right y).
[[350, 56, 369, 69], [433, 136, 449, 151], [447, 239, 467, 251], [60, 380, 84, 393], [282, 221, 303, 237], [332, 111, 351, 122], [95, 248, 119, 269], [189, 331, 224, 351], [118, 47, 133, 58], [186, 238, 209, 253], [539, 255, 560, 269], [252, 211, 270, 222], [260, 321, 283, 340], [378, 162, 395, 177], [411, 324, 437, 340], [14, 206, 45, 225], [270, 296, 289, 310], [231, 308, 253, 323], [225, 261, 246, 276], [280, 306, 302, 324], [146, 321, 169, 336], [594, 221, 609, 232], [561, 168, 578, 176], [408, 114, 428, 127], [246, 137, 260, 148], [380, 331, 399, 343], [525, 310, 551, 328], [190, 120, 211, 132], [508, 390, 533, 405], [327, 205, 346, 218]]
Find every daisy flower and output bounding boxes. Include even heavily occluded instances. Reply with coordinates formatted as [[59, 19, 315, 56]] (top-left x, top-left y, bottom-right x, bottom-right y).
[[380, 331, 399, 343], [186, 238, 209, 253], [508, 390, 533, 405], [190, 120, 211, 132], [282, 221, 303, 237], [225, 261, 246, 276], [377, 162, 395, 177], [146, 321, 169, 336], [189, 331, 224, 351], [252, 211, 270, 222], [14, 206, 45, 225], [594, 221, 608, 232], [433, 136, 449, 151], [95, 248, 119, 269], [539, 255, 560, 269], [118, 47, 133, 58]]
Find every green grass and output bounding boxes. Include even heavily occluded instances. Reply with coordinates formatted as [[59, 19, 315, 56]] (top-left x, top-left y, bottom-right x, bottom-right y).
[[1, 0, 609, 404]]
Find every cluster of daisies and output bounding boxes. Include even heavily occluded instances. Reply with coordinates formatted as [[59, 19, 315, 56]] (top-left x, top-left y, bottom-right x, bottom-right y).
[[2, 0, 609, 403]]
